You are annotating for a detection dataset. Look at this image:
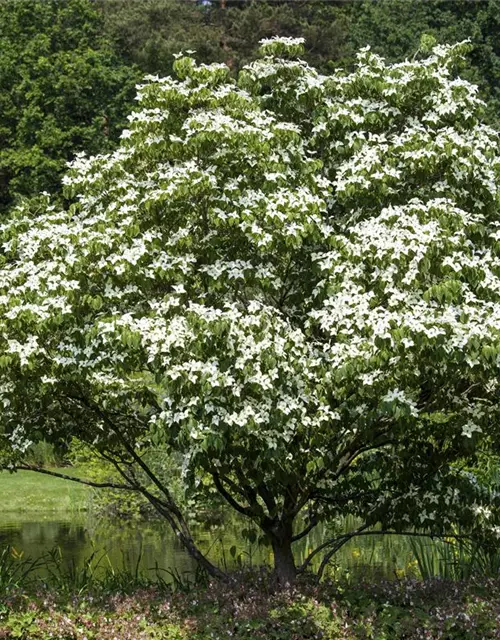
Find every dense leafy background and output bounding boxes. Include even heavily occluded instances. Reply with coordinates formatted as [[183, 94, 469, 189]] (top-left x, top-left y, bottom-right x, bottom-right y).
[[0, 0, 139, 212]]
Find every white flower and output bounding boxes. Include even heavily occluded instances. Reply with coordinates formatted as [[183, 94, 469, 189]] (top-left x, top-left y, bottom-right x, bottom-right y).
[[462, 422, 482, 438]]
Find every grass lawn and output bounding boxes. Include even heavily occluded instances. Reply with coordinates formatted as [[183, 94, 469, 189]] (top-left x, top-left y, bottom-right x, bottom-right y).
[[0, 468, 89, 513]]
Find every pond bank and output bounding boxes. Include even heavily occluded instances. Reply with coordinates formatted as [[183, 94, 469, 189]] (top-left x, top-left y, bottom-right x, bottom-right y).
[[0, 469, 420, 584], [1, 574, 499, 639], [2, 471, 491, 587]]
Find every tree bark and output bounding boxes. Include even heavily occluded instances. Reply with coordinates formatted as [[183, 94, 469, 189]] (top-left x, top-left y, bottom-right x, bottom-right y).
[[270, 522, 297, 585], [177, 529, 228, 581]]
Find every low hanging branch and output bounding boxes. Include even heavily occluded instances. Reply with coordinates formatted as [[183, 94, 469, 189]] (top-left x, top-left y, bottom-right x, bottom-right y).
[[12, 464, 140, 492], [212, 473, 256, 518], [291, 515, 319, 543]]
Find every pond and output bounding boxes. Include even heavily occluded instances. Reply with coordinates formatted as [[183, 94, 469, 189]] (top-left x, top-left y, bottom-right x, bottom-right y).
[[0, 512, 423, 583]]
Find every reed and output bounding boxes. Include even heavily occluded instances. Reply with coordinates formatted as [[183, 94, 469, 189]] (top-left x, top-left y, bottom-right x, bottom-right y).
[[0, 547, 42, 594], [410, 536, 500, 580]]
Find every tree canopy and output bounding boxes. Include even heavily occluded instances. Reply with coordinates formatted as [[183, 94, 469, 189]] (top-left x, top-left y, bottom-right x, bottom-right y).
[[1, 37, 499, 584]]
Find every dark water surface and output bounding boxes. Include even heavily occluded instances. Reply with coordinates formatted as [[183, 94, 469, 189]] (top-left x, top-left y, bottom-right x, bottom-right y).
[[0, 512, 422, 583], [0, 514, 228, 582]]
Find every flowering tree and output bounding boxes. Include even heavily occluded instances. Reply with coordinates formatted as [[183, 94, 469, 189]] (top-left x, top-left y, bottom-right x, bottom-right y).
[[1, 37, 499, 584]]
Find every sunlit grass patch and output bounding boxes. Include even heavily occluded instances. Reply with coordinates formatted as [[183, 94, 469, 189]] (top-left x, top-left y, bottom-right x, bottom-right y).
[[0, 468, 89, 513]]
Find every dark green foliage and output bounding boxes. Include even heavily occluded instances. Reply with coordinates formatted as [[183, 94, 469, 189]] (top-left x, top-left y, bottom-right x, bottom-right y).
[[97, 0, 226, 75], [218, 1, 350, 72], [0, 0, 140, 211], [97, 0, 350, 74]]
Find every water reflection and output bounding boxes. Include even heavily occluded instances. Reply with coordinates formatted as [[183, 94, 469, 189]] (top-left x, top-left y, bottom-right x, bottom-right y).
[[0, 513, 418, 582]]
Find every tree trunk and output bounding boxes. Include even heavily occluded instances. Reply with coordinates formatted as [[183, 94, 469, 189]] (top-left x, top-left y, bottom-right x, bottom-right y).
[[178, 530, 228, 581], [270, 524, 297, 585]]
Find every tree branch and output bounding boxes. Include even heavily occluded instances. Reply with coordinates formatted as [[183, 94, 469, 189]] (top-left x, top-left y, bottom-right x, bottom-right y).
[[11, 464, 138, 492], [332, 439, 394, 483], [98, 449, 172, 513], [63, 392, 228, 581], [257, 482, 277, 517], [289, 438, 393, 520], [297, 523, 370, 574], [212, 473, 255, 518], [65, 391, 181, 515], [292, 514, 319, 543], [98, 451, 228, 581]]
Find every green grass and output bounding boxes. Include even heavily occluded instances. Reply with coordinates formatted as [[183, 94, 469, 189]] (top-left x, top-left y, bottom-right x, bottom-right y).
[[0, 468, 89, 513]]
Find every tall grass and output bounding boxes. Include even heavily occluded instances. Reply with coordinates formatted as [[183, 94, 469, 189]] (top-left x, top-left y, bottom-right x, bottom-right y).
[[0, 544, 208, 596], [410, 536, 500, 580], [409, 463, 500, 579], [0, 547, 43, 593]]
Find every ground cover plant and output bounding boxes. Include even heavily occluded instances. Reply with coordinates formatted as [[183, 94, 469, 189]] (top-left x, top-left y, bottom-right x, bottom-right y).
[[0, 36, 499, 584], [1, 570, 500, 639]]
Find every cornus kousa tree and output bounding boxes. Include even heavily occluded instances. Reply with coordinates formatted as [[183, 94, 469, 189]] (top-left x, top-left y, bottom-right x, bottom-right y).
[[1, 37, 500, 584]]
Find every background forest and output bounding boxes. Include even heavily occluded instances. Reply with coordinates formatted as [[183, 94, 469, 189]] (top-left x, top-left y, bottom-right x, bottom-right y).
[[2, 0, 500, 213]]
